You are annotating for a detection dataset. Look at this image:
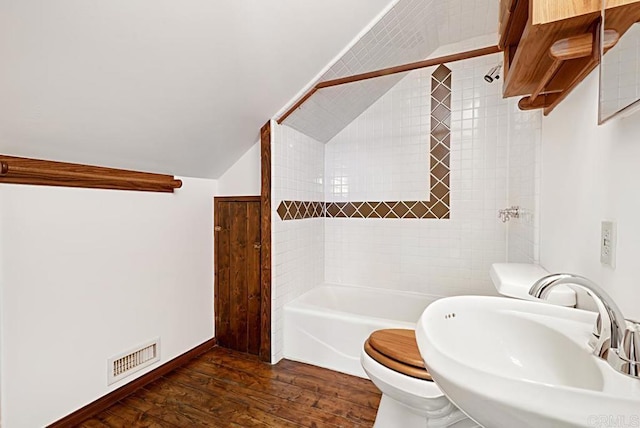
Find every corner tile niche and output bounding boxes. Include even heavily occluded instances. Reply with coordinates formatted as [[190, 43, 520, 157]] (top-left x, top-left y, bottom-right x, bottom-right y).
[[277, 65, 451, 221]]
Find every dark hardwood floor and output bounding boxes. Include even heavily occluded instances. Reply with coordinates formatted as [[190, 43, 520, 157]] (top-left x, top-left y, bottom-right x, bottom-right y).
[[77, 346, 381, 427]]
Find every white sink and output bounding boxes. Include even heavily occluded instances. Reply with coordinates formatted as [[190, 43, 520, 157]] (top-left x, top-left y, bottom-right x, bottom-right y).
[[416, 296, 640, 428]]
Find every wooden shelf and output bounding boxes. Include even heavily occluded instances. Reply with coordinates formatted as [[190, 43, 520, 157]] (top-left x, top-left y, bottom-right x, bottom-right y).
[[500, 0, 640, 114]]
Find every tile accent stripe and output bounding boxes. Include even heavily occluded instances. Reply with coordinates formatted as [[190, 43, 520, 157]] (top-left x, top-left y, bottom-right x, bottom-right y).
[[427, 64, 452, 218], [277, 65, 451, 221], [276, 201, 325, 221], [325, 201, 443, 219]]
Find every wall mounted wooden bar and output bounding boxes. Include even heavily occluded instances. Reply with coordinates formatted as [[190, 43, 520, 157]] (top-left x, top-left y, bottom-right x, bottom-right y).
[[316, 46, 501, 89], [0, 155, 182, 192], [277, 88, 318, 124], [277, 45, 501, 124]]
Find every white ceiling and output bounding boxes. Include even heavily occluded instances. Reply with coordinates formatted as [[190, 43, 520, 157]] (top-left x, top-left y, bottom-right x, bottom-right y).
[[0, 0, 393, 178]]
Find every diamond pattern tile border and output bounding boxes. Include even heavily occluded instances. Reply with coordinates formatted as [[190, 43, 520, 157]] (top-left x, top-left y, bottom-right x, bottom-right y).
[[277, 65, 451, 221], [276, 201, 325, 221]]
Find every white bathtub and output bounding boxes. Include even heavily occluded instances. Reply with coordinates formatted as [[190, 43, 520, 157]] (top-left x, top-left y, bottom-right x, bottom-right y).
[[283, 283, 439, 378]]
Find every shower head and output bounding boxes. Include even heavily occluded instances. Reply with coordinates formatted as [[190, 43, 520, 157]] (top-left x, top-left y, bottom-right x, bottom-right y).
[[484, 64, 502, 83]]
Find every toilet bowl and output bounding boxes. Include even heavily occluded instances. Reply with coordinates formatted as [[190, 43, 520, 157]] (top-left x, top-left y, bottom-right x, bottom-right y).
[[361, 263, 577, 428], [360, 329, 478, 428]]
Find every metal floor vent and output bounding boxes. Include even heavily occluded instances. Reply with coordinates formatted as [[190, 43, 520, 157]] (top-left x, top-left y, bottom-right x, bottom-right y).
[[108, 338, 160, 385]]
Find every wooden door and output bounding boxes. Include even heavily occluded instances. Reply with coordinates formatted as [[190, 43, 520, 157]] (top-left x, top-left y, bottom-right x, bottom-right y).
[[214, 196, 262, 355]]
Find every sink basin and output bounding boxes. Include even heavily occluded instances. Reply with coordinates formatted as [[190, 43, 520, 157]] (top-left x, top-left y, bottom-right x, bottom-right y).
[[416, 296, 640, 428]]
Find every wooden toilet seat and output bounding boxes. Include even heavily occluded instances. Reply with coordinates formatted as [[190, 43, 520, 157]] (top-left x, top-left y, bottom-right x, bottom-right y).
[[364, 329, 433, 381]]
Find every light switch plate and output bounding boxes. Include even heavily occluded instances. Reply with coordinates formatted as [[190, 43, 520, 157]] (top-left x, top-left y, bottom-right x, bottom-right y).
[[601, 220, 616, 268]]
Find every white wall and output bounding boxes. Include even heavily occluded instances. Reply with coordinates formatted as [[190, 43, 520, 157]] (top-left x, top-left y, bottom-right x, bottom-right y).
[[540, 70, 640, 320], [271, 123, 325, 362], [217, 141, 261, 196], [0, 177, 216, 427]]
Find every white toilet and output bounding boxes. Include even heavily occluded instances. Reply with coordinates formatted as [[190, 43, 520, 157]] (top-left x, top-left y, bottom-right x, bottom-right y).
[[361, 328, 477, 428], [361, 263, 576, 428]]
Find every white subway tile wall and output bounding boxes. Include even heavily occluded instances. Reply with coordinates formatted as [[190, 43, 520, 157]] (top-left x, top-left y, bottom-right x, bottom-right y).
[[284, 0, 499, 143], [271, 123, 325, 362], [321, 0, 498, 81], [326, 70, 431, 202], [285, 74, 407, 144], [323, 50, 539, 297], [271, 39, 540, 359]]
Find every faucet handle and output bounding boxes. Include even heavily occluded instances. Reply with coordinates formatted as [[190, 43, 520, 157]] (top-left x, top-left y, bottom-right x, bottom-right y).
[[589, 313, 602, 350], [609, 320, 640, 378], [622, 320, 640, 361]]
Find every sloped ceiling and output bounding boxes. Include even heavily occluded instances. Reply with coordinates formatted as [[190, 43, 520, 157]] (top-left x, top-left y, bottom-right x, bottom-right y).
[[282, 0, 499, 143], [0, 0, 393, 178]]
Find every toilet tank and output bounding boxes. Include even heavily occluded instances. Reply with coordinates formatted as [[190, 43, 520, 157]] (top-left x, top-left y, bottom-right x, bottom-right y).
[[490, 263, 576, 307]]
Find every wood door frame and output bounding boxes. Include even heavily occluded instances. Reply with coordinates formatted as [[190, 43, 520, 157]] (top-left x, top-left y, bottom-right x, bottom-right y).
[[259, 121, 272, 363]]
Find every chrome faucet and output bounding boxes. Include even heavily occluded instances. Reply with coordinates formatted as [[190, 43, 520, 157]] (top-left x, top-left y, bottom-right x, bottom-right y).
[[529, 273, 640, 379]]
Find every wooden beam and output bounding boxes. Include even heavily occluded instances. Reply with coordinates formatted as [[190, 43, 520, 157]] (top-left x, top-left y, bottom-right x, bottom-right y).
[[0, 155, 182, 192], [317, 45, 501, 89], [259, 121, 272, 363], [277, 45, 501, 124], [276, 87, 318, 124]]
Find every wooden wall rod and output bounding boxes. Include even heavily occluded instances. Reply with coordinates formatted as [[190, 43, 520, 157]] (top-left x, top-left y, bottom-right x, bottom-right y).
[[277, 88, 318, 125], [277, 45, 501, 124], [319, 45, 502, 89], [0, 155, 182, 193]]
